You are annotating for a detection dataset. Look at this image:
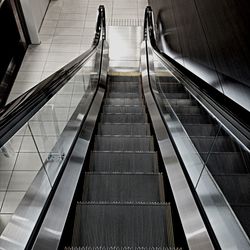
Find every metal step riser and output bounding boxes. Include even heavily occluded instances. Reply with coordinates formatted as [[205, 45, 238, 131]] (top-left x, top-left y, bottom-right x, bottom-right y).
[[100, 114, 148, 123], [108, 84, 140, 93], [82, 174, 164, 202], [89, 152, 158, 172], [104, 98, 143, 105], [94, 137, 154, 151], [98, 124, 151, 136], [71, 203, 175, 247], [107, 92, 141, 98], [103, 105, 145, 113]]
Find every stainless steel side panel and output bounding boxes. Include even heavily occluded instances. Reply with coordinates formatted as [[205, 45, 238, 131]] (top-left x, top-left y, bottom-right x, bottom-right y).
[[31, 41, 109, 250]]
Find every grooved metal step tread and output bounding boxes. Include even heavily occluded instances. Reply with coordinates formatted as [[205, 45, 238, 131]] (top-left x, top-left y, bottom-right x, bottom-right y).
[[103, 105, 145, 113], [104, 98, 143, 105], [200, 152, 249, 174], [71, 203, 175, 247], [108, 83, 140, 93], [94, 135, 154, 151], [82, 173, 165, 202], [98, 123, 151, 135], [100, 113, 148, 123], [89, 151, 158, 172]]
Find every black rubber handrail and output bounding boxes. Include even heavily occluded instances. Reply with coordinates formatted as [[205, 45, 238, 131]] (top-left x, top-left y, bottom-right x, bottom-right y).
[[0, 5, 106, 148], [144, 6, 250, 150]]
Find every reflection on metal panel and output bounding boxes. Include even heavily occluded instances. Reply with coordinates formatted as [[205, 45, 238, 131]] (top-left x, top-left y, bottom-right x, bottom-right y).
[[141, 40, 214, 250]]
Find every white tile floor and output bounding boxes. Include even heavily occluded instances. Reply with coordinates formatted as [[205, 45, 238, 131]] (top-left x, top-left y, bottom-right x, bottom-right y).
[[0, 0, 148, 235]]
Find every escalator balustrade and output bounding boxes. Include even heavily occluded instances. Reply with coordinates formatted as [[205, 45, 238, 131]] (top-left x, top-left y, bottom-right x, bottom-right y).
[[157, 75, 250, 238]]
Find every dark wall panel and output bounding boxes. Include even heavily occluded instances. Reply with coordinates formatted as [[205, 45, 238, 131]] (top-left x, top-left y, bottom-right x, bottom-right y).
[[195, 0, 250, 86], [149, 0, 250, 110]]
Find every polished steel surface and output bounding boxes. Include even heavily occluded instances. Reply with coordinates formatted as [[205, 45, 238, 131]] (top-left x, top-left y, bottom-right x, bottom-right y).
[[141, 40, 214, 250], [31, 41, 109, 250]]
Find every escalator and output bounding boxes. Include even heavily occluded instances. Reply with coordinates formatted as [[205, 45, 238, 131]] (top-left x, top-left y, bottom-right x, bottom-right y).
[[0, 5, 250, 250], [69, 74, 176, 247]]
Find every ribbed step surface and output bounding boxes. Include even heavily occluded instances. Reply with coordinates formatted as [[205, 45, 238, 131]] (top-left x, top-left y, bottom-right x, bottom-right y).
[[103, 105, 145, 113], [108, 83, 140, 93], [100, 113, 147, 123], [98, 123, 151, 136], [71, 203, 174, 247], [89, 151, 158, 172], [82, 173, 164, 202], [94, 136, 154, 151], [104, 98, 142, 105], [107, 92, 140, 98]]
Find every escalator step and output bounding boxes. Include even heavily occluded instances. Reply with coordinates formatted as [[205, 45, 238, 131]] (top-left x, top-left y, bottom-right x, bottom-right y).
[[103, 105, 145, 113], [108, 83, 140, 93], [109, 76, 139, 82], [168, 98, 196, 106], [213, 174, 250, 205], [159, 83, 185, 93], [98, 123, 151, 136], [66, 247, 182, 250], [71, 203, 175, 247], [89, 151, 158, 172], [178, 114, 215, 124], [157, 76, 178, 82], [190, 136, 240, 152], [201, 152, 249, 174], [171, 105, 205, 114], [94, 135, 154, 151], [100, 113, 147, 123], [82, 173, 165, 202], [104, 98, 142, 105], [183, 124, 221, 136], [163, 93, 189, 99], [107, 92, 140, 98]]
